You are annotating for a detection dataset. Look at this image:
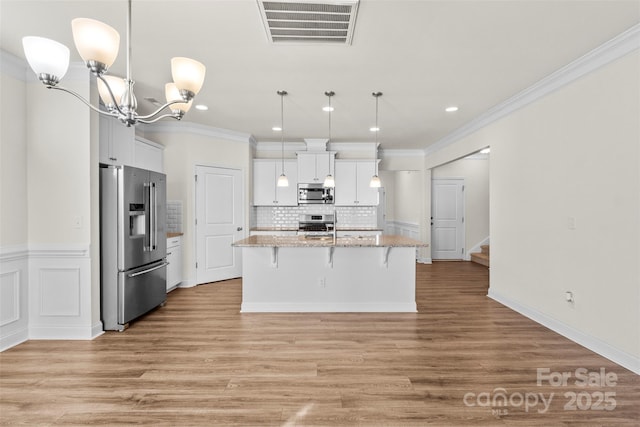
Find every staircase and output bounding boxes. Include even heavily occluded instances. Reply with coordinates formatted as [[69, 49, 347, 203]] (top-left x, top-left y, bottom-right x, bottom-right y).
[[470, 245, 490, 267]]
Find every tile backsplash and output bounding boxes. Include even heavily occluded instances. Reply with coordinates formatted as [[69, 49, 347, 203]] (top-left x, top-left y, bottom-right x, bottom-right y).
[[167, 200, 183, 233], [254, 205, 378, 229]]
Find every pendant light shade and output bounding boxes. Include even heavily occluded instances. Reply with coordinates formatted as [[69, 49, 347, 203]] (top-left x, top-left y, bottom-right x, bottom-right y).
[[171, 57, 206, 99], [276, 90, 289, 187], [22, 36, 70, 85], [98, 75, 126, 108], [323, 91, 335, 188], [277, 174, 289, 187], [71, 18, 120, 71], [165, 83, 193, 114], [370, 92, 383, 188]]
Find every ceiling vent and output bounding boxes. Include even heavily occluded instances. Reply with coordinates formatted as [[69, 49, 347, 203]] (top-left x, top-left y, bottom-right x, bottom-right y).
[[257, 0, 359, 45]]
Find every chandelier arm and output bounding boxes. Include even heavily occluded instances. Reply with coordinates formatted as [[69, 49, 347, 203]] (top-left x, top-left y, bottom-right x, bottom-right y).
[[136, 100, 187, 120], [48, 85, 120, 118], [136, 113, 182, 124]]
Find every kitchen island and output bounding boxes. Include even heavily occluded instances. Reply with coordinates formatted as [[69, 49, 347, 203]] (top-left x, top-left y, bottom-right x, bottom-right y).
[[233, 235, 426, 312]]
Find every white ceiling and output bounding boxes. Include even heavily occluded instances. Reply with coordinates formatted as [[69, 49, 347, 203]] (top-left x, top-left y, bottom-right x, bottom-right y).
[[1, 0, 639, 150]]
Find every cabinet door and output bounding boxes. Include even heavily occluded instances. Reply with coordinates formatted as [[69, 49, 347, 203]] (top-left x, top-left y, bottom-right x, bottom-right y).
[[253, 161, 277, 205], [334, 161, 358, 206], [133, 138, 164, 173], [315, 153, 331, 182], [297, 153, 318, 183], [99, 116, 133, 165], [276, 160, 298, 206], [166, 237, 183, 290], [110, 120, 134, 165], [356, 161, 379, 205]]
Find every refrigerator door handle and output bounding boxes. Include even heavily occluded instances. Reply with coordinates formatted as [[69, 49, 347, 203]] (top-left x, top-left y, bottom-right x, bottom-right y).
[[144, 182, 151, 252], [152, 182, 157, 251], [127, 261, 169, 278]]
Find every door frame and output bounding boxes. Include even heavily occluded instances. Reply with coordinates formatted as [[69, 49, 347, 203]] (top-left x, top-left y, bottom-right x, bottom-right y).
[[431, 177, 465, 260], [193, 163, 245, 285]]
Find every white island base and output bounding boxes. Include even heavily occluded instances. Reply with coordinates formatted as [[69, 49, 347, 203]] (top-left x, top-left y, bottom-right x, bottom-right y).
[[236, 236, 423, 312]]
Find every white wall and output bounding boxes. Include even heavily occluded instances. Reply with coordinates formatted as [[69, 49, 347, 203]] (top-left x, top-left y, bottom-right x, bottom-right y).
[[432, 156, 490, 254], [0, 55, 29, 349], [425, 49, 640, 372], [143, 127, 252, 287], [1, 52, 101, 348]]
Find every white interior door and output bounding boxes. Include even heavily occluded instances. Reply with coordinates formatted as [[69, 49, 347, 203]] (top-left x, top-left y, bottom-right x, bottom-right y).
[[195, 165, 244, 284], [431, 178, 465, 260]]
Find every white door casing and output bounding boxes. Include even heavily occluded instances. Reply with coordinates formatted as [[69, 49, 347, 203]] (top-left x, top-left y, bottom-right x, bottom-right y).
[[195, 166, 244, 284], [431, 178, 465, 260]]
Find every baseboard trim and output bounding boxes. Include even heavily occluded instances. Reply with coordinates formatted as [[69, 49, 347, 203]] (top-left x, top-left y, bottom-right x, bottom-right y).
[[91, 322, 104, 339], [0, 328, 28, 352], [488, 289, 640, 375], [29, 325, 99, 340], [417, 257, 432, 264], [241, 302, 417, 313]]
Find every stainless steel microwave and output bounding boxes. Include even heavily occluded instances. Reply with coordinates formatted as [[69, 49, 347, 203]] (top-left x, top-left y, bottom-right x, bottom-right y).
[[298, 183, 334, 204]]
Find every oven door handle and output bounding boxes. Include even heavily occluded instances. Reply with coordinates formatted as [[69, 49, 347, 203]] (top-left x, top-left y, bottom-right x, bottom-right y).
[[128, 262, 169, 278]]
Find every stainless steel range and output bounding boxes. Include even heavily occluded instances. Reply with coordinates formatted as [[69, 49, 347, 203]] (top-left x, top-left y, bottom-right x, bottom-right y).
[[297, 214, 336, 239]]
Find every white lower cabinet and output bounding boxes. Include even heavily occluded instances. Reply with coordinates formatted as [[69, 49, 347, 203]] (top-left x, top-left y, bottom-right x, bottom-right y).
[[166, 236, 183, 291]]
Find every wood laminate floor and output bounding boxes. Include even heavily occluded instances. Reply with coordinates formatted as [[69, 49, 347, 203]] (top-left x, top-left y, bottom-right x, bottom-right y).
[[1, 262, 638, 426]]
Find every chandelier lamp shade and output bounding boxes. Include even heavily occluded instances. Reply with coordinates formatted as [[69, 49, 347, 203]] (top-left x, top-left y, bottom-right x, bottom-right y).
[[370, 92, 383, 188], [323, 91, 336, 188], [21, 0, 206, 127], [276, 90, 289, 188]]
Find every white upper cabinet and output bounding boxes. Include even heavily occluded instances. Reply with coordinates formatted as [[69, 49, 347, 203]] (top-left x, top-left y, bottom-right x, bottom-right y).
[[99, 115, 134, 166], [133, 137, 164, 173], [334, 160, 379, 206], [253, 159, 298, 206], [99, 116, 164, 172], [297, 152, 335, 184]]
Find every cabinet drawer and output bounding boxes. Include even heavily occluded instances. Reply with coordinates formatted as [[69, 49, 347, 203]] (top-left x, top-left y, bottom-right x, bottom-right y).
[[167, 237, 181, 248]]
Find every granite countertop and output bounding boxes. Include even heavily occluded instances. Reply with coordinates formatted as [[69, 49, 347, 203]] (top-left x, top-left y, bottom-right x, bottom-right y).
[[167, 232, 184, 238], [250, 227, 383, 232], [250, 227, 298, 232], [233, 235, 427, 248]]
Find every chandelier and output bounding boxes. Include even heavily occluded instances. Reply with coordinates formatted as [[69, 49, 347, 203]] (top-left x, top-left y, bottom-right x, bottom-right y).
[[21, 0, 206, 126]]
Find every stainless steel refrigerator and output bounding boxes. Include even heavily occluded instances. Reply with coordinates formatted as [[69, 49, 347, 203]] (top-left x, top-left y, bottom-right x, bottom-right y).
[[100, 165, 168, 331]]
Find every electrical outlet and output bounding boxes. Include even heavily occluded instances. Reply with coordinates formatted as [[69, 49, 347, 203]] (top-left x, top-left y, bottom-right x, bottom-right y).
[[318, 277, 326, 288]]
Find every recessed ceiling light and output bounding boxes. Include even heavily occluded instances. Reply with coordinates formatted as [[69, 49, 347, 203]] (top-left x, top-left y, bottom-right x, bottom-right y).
[[272, 126, 282, 131], [369, 126, 380, 132], [195, 104, 208, 111], [322, 106, 334, 112], [445, 106, 459, 112]]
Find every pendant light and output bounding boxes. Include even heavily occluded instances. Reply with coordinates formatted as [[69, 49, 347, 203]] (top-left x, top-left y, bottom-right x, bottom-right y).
[[370, 92, 383, 188], [22, 0, 205, 126], [323, 91, 336, 188], [276, 90, 289, 187]]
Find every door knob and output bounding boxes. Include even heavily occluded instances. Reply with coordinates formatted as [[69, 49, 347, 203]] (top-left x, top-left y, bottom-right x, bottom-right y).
[[237, 227, 243, 231]]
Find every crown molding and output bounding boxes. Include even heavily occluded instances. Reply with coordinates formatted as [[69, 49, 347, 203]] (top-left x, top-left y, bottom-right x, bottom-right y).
[[139, 121, 254, 144], [425, 23, 640, 157], [381, 149, 425, 158], [255, 141, 307, 152]]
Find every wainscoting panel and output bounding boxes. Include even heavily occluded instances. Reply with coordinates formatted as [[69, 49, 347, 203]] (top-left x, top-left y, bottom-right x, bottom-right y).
[[0, 247, 29, 351], [28, 246, 95, 340]]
